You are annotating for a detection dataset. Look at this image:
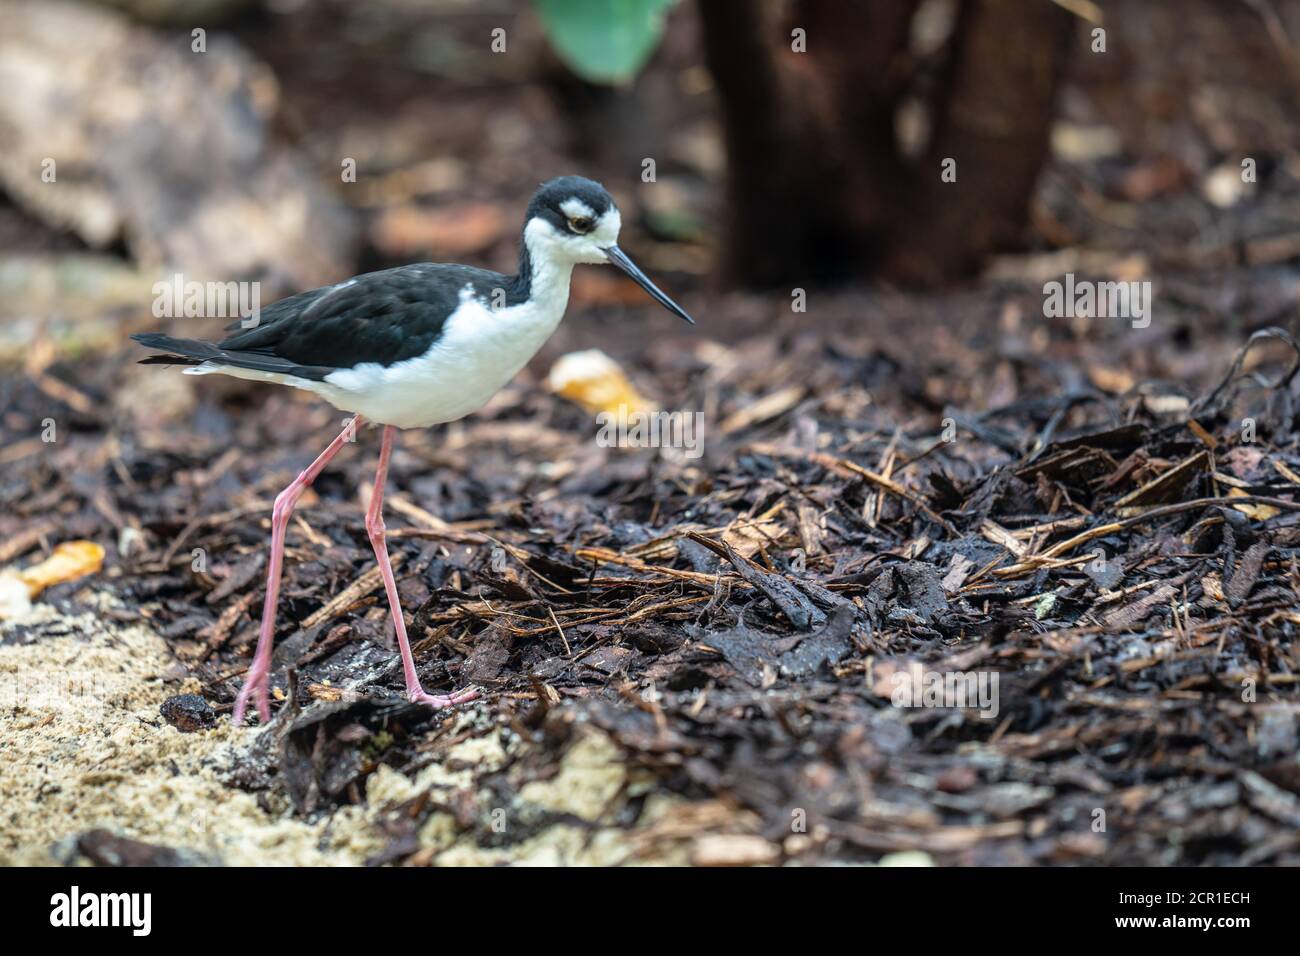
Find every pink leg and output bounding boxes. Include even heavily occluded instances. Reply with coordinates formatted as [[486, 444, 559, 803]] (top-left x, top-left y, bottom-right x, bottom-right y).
[[366, 425, 479, 709], [234, 416, 363, 725]]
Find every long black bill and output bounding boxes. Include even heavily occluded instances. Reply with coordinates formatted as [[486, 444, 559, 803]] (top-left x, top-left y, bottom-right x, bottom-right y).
[[602, 245, 695, 325]]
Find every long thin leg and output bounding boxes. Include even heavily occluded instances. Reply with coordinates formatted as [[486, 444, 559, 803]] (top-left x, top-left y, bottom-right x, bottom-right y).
[[233, 415, 363, 725], [365, 425, 479, 708]]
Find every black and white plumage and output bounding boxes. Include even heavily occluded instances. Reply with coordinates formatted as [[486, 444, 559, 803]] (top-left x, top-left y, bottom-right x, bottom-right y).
[[133, 176, 695, 726], [133, 176, 693, 429]]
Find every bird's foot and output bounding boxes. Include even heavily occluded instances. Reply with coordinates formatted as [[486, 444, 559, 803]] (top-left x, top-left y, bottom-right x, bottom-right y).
[[232, 668, 272, 726], [410, 686, 480, 709]]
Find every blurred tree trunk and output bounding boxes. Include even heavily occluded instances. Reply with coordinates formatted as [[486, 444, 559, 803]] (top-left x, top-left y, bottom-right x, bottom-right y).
[[698, 0, 1074, 287]]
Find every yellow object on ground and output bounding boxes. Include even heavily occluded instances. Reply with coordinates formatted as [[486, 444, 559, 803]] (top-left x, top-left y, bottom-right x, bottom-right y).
[[0, 540, 106, 620], [546, 349, 656, 417]]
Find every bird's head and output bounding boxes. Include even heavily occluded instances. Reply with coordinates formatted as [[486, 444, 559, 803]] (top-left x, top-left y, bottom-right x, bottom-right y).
[[524, 176, 694, 324]]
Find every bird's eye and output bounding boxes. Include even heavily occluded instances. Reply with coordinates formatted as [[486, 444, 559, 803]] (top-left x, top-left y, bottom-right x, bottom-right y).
[[567, 216, 594, 234]]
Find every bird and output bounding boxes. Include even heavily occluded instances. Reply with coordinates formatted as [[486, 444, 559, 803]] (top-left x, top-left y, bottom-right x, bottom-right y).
[[132, 175, 695, 726]]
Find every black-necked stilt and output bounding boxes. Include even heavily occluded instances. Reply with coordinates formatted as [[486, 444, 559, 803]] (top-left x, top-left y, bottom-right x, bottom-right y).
[[133, 176, 694, 725]]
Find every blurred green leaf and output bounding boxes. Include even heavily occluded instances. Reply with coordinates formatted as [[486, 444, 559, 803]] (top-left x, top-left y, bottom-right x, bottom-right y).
[[534, 0, 676, 85]]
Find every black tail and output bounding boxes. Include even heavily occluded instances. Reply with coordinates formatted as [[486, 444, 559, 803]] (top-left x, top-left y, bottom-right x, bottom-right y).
[[130, 332, 333, 381], [130, 333, 220, 367]]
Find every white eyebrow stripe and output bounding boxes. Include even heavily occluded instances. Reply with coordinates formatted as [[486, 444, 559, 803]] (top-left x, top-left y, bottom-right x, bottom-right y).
[[560, 198, 596, 219]]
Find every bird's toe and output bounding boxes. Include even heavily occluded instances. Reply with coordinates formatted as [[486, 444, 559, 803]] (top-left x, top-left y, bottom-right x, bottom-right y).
[[412, 686, 480, 709]]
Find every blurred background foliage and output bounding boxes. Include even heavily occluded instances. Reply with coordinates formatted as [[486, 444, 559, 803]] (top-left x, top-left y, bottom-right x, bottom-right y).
[[533, 0, 677, 84], [2, 0, 1300, 358]]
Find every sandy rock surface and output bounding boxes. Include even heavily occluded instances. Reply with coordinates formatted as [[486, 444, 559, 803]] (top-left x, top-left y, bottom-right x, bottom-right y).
[[1, 592, 691, 866]]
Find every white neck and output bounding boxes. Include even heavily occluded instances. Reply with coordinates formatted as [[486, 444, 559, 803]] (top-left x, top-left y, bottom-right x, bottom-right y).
[[520, 219, 576, 324], [529, 250, 573, 311]]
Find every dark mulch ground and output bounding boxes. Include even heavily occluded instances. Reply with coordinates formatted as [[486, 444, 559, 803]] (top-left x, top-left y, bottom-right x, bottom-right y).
[[5, 267, 1300, 865]]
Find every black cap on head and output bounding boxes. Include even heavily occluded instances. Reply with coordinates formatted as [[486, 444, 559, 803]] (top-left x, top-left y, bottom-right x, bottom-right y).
[[532, 176, 612, 213], [526, 175, 695, 325], [528, 176, 614, 234]]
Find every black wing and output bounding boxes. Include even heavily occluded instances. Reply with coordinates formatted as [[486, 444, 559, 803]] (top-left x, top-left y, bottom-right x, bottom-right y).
[[217, 263, 513, 369]]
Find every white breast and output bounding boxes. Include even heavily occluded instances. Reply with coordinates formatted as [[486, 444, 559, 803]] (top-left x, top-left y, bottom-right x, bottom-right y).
[[309, 270, 571, 429], [185, 216, 591, 429]]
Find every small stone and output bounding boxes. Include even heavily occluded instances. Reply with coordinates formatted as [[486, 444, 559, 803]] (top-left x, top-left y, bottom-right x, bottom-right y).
[[878, 850, 935, 867], [691, 834, 781, 867], [160, 693, 216, 732]]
